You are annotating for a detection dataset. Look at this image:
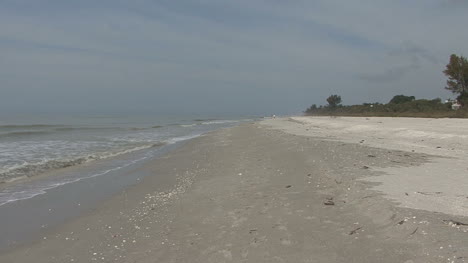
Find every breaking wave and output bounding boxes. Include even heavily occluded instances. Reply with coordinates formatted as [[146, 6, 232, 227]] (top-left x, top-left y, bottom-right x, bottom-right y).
[[0, 131, 51, 139], [201, 120, 242, 125], [0, 124, 63, 129], [0, 143, 165, 182]]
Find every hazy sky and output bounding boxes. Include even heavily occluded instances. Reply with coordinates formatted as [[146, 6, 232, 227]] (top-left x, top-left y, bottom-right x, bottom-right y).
[[1, 0, 467, 115]]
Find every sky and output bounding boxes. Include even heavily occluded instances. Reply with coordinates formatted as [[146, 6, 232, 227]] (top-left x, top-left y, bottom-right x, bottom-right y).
[[1, 0, 467, 115]]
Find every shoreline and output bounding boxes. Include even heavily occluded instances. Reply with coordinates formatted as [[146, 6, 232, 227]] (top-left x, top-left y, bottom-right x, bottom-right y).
[[1, 118, 467, 262]]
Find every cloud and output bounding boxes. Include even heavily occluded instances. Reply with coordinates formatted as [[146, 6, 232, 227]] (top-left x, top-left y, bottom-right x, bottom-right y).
[[360, 64, 421, 83], [0, 0, 467, 113], [389, 41, 440, 65], [443, 0, 468, 7], [360, 41, 441, 83]]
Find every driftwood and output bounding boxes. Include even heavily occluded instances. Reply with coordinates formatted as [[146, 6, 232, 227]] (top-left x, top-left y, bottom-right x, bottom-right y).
[[324, 197, 335, 206], [416, 191, 442, 195], [409, 227, 418, 236], [349, 227, 362, 235], [443, 219, 468, 226]]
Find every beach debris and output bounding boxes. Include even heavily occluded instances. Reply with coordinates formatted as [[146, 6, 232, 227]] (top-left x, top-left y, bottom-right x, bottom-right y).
[[405, 192, 409, 196], [362, 166, 369, 169], [349, 227, 362, 235], [324, 197, 335, 206], [334, 179, 342, 184], [367, 154, 376, 158], [443, 219, 468, 226], [307, 174, 311, 177], [397, 220, 406, 225], [249, 229, 257, 234], [409, 227, 419, 236], [416, 191, 442, 195], [436, 146, 441, 149], [359, 140, 365, 143], [285, 185, 292, 188]]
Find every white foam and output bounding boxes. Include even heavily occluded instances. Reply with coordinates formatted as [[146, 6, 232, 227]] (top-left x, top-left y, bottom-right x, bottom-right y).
[[166, 134, 201, 144], [201, 120, 240, 125]]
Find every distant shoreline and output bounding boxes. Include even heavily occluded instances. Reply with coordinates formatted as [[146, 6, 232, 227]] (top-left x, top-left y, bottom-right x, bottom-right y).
[[304, 111, 468, 118]]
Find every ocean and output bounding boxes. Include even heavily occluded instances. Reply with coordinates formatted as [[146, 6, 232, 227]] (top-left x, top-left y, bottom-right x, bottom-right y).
[[0, 114, 255, 207]]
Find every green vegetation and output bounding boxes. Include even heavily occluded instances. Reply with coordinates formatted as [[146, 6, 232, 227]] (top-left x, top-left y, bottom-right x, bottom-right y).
[[389, 95, 415, 104], [444, 54, 468, 106], [444, 54, 468, 95], [326, 95, 342, 108], [304, 96, 464, 118], [305, 54, 468, 118]]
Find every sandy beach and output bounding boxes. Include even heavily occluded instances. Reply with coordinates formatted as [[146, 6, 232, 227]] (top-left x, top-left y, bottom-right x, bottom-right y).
[[1, 117, 467, 262]]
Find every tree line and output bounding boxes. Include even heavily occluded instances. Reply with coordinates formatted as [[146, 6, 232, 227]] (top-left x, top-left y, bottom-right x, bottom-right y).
[[305, 54, 468, 118]]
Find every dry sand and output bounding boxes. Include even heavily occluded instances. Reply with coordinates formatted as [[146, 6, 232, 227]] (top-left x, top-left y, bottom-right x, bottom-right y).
[[264, 116, 468, 217], [1, 117, 467, 262]]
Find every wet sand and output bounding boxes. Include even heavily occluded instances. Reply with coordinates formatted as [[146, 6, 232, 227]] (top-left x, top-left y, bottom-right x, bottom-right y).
[[1, 118, 467, 262]]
